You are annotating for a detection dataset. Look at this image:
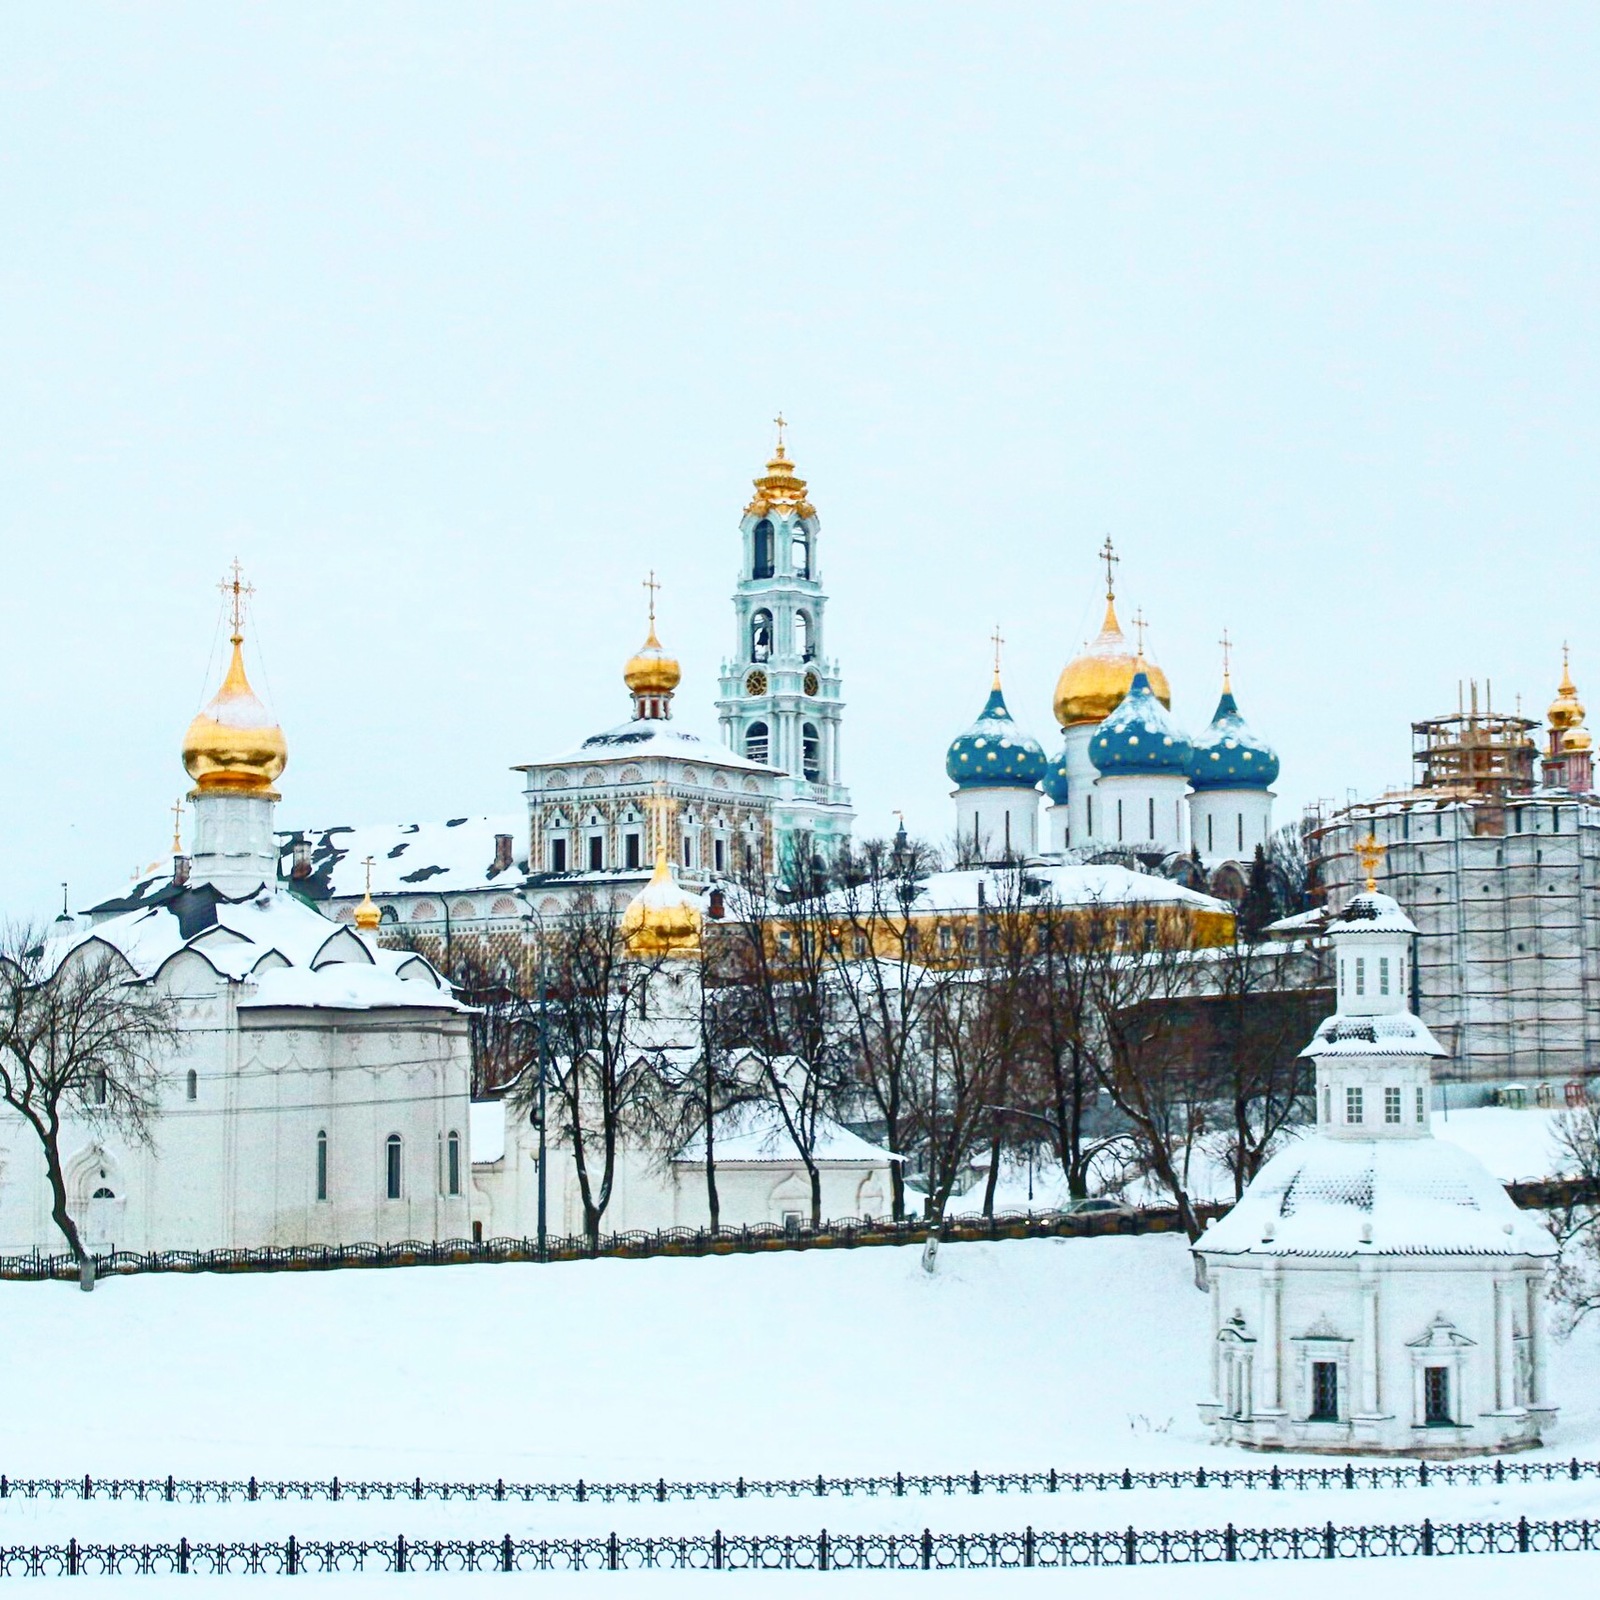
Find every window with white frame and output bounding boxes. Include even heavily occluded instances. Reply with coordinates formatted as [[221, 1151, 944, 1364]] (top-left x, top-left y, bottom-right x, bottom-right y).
[[1346, 1085, 1364, 1124], [1385, 1085, 1402, 1124], [384, 1134, 403, 1201]]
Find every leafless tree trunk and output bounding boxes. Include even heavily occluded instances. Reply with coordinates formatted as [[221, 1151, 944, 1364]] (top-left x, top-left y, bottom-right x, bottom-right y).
[[1549, 1102, 1600, 1330], [0, 925, 180, 1260]]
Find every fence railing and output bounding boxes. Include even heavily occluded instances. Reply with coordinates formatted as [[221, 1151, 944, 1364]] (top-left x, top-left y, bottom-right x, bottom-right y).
[[5, 1456, 1595, 1507], [8, 1177, 1593, 1285], [3, 1517, 1594, 1575]]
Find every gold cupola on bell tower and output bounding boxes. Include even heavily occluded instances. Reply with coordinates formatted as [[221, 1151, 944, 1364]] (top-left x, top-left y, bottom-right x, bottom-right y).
[[182, 562, 287, 798]]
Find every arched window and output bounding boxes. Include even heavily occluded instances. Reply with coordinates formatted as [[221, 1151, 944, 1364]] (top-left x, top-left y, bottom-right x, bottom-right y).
[[446, 1131, 461, 1197], [185, 1068, 197, 1101], [750, 609, 773, 662], [745, 721, 770, 764], [791, 530, 810, 578], [385, 1134, 403, 1201], [795, 610, 813, 661], [802, 723, 821, 782], [93, 1070, 108, 1106], [316, 1130, 328, 1202], [753, 519, 775, 579], [91, 1186, 115, 1200]]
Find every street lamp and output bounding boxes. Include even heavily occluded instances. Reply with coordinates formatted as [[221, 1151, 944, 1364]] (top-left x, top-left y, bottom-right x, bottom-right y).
[[521, 904, 552, 1255]]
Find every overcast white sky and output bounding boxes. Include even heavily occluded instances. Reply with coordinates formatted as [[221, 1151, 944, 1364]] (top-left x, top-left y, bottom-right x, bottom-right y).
[[2, 4, 1597, 914]]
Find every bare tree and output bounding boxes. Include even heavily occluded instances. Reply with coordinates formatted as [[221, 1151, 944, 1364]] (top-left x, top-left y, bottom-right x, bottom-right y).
[[1548, 1102, 1600, 1331], [826, 833, 942, 1220], [1266, 820, 1316, 917], [513, 893, 665, 1250], [0, 926, 180, 1260], [912, 966, 1004, 1219]]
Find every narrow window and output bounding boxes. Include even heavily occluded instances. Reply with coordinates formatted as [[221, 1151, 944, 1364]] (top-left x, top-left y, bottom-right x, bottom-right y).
[[1355, 957, 1365, 997], [791, 531, 810, 578], [1424, 1366, 1451, 1425], [446, 1131, 461, 1197], [1207, 814, 1214, 852], [714, 837, 726, 873], [802, 723, 821, 783], [1322, 1086, 1331, 1124], [625, 833, 641, 870], [753, 520, 775, 579], [682, 836, 693, 869], [186, 1068, 198, 1101], [1085, 795, 1094, 837], [795, 610, 812, 660], [1237, 813, 1244, 851], [1339, 959, 1346, 997], [93, 1070, 108, 1106], [1379, 956, 1390, 996], [745, 721, 770, 764], [587, 835, 603, 871], [1416, 1086, 1426, 1123], [550, 837, 568, 872], [1116, 798, 1124, 842], [1384, 1086, 1402, 1124], [316, 1130, 328, 1202], [1147, 797, 1155, 838], [1310, 1362, 1339, 1421], [1346, 1086, 1364, 1124], [385, 1134, 403, 1201], [750, 609, 773, 661], [1553, 809, 1561, 833]]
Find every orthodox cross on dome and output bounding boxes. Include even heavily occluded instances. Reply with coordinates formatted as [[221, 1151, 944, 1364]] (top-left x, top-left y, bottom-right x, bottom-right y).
[[170, 798, 185, 856], [1355, 830, 1386, 893], [1220, 627, 1233, 691], [642, 569, 660, 628], [1100, 536, 1119, 600], [362, 855, 375, 896], [1132, 607, 1148, 660], [218, 558, 254, 643], [773, 412, 787, 453], [990, 624, 1005, 689]]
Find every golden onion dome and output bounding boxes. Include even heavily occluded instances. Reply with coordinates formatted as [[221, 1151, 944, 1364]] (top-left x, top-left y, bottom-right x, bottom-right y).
[[745, 416, 816, 519], [1564, 726, 1593, 753], [620, 852, 703, 959], [1052, 598, 1172, 727], [623, 620, 682, 697], [182, 634, 287, 798], [1548, 649, 1585, 732]]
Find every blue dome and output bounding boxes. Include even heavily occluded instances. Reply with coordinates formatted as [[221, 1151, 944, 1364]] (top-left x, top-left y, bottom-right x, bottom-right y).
[[1042, 743, 1071, 805], [946, 684, 1047, 790], [1189, 687, 1280, 790], [1088, 669, 1192, 777]]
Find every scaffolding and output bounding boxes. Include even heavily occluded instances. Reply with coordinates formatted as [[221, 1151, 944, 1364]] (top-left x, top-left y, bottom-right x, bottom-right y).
[[1412, 680, 1538, 798]]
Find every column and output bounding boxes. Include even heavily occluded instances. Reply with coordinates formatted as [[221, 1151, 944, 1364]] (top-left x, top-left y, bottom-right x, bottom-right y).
[[1526, 1272, 1546, 1408], [1494, 1276, 1516, 1410], [1259, 1264, 1281, 1415], [1359, 1266, 1380, 1414]]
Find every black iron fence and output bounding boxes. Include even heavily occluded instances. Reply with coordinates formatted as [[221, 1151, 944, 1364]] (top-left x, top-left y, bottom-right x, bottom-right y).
[[5, 1455, 1595, 1507], [3, 1517, 1595, 1575]]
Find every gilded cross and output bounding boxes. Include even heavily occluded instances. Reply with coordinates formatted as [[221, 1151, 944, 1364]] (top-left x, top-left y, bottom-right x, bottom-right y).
[[1100, 536, 1119, 600], [218, 558, 254, 640], [990, 624, 1005, 686], [1219, 628, 1233, 689], [643, 570, 660, 626], [1354, 830, 1385, 893], [170, 798, 185, 856], [1133, 608, 1147, 658], [361, 855, 375, 896], [773, 412, 787, 451]]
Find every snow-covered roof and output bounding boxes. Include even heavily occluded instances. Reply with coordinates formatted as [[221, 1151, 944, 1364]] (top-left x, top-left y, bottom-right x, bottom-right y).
[[1198, 1133, 1554, 1259], [674, 1103, 900, 1167], [524, 720, 777, 776], [1263, 906, 1329, 937], [1300, 1009, 1447, 1059], [1326, 891, 1418, 937], [55, 882, 463, 1014], [874, 863, 1229, 918], [277, 818, 525, 902]]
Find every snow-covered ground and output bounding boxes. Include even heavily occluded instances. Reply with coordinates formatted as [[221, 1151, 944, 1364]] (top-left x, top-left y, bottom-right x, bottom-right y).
[[6, 1231, 1597, 1591]]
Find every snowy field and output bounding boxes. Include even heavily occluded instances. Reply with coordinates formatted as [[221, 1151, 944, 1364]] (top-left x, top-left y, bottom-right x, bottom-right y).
[[3, 1231, 1599, 1591]]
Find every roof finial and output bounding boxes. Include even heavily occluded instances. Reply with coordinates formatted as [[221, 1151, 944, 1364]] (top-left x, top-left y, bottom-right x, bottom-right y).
[[1132, 607, 1147, 661], [643, 569, 660, 630], [1099, 535, 1119, 602], [1220, 627, 1233, 693], [218, 558, 254, 644], [355, 855, 382, 932], [990, 624, 1005, 690], [171, 798, 185, 856], [1355, 830, 1386, 893], [773, 411, 787, 457]]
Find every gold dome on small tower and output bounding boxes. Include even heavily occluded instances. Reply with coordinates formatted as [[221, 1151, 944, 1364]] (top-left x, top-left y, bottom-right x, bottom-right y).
[[354, 855, 382, 932], [745, 413, 816, 518], [181, 563, 287, 798], [1548, 645, 1586, 732], [623, 571, 682, 713], [1052, 539, 1171, 727], [621, 855, 703, 958]]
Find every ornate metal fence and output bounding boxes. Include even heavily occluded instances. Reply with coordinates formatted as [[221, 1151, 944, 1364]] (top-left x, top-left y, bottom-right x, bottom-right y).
[[3, 1455, 1595, 1508], [1, 1517, 1593, 1575]]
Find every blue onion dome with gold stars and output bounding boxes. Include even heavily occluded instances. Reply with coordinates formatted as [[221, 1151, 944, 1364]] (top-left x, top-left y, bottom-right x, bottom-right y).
[[1189, 683, 1279, 790], [1042, 742, 1071, 805], [1088, 667, 1192, 776], [946, 682, 1048, 790]]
